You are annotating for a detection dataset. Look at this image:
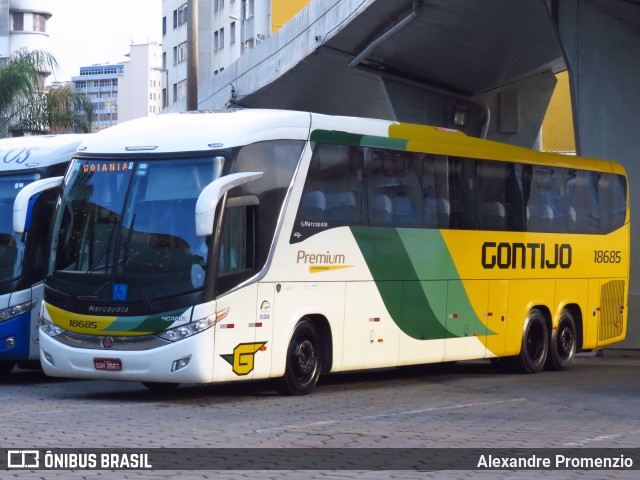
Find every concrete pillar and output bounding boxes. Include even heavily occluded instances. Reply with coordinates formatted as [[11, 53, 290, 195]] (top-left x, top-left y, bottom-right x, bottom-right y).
[[555, 0, 640, 349]]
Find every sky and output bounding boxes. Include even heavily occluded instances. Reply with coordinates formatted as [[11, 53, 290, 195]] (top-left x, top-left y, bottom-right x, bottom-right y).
[[46, 0, 163, 82]]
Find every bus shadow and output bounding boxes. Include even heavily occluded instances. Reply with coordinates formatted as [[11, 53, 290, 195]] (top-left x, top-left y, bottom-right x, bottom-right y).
[[68, 360, 503, 403], [0, 367, 83, 385]]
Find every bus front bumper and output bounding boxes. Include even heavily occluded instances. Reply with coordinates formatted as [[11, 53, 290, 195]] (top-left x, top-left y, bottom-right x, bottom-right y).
[[39, 329, 215, 384]]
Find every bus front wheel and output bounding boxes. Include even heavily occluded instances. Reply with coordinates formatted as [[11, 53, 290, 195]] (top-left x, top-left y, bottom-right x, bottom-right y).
[[276, 318, 321, 396], [546, 308, 577, 371], [512, 308, 549, 374]]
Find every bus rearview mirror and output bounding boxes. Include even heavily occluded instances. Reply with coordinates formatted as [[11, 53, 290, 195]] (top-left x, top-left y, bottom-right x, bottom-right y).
[[13, 176, 64, 234], [195, 172, 263, 237]]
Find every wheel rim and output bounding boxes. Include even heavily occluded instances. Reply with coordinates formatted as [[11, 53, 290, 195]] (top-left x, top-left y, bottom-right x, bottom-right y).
[[557, 323, 575, 361], [291, 337, 317, 380]]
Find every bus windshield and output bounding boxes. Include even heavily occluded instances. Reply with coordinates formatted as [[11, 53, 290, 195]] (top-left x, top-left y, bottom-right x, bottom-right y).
[[0, 173, 41, 283], [47, 156, 226, 304]]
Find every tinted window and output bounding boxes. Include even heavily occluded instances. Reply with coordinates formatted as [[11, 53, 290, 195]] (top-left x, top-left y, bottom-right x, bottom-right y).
[[293, 142, 626, 240]]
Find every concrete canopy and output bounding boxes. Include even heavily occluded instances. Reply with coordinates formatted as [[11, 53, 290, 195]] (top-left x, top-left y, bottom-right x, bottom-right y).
[[201, 0, 565, 125]]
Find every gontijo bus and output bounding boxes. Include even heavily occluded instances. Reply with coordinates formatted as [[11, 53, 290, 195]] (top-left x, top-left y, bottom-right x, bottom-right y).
[[32, 110, 629, 394], [1, 134, 87, 376]]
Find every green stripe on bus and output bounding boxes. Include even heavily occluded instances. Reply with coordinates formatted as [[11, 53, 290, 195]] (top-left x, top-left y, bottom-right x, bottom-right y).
[[310, 130, 364, 145], [350, 227, 492, 340], [310, 130, 408, 151], [103, 308, 190, 333]]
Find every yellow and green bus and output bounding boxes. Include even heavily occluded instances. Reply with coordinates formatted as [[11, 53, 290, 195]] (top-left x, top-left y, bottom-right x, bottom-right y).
[[33, 110, 629, 394]]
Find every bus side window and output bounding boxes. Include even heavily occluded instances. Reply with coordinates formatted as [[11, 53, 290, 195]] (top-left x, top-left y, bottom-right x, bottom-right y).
[[297, 143, 364, 227], [476, 160, 508, 231], [566, 170, 602, 233], [526, 166, 558, 232], [366, 149, 421, 227], [448, 157, 476, 229], [476, 160, 524, 231], [215, 202, 257, 295], [611, 174, 628, 230], [24, 189, 59, 281], [422, 154, 450, 229]]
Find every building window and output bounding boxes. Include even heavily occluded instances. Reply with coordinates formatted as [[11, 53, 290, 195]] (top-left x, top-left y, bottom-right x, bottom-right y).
[[162, 16, 167, 35], [177, 80, 187, 100], [177, 42, 187, 63], [177, 4, 188, 26], [12, 13, 24, 31], [173, 83, 178, 103], [173, 9, 177, 29], [220, 28, 225, 49], [214, 31, 219, 52], [173, 46, 178, 65], [230, 22, 236, 44], [33, 13, 47, 32]]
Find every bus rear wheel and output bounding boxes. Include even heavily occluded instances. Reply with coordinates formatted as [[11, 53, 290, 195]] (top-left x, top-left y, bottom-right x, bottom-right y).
[[512, 308, 549, 374], [546, 308, 577, 371], [276, 318, 321, 396]]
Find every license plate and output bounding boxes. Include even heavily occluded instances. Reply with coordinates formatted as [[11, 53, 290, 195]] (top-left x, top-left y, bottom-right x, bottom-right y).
[[94, 358, 122, 371]]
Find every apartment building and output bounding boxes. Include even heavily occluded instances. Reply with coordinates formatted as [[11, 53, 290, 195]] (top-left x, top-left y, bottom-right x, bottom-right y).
[[161, 0, 308, 112], [72, 43, 163, 132], [0, 0, 52, 67]]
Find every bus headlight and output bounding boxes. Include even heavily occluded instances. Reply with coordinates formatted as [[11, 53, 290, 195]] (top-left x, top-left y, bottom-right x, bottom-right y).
[[0, 299, 38, 323], [156, 315, 216, 342], [39, 316, 65, 337]]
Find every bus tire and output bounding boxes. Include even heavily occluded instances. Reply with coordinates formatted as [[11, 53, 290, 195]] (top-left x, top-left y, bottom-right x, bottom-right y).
[[276, 318, 321, 396], [546, 308, 577, 371], [512, 308, 549, 374]]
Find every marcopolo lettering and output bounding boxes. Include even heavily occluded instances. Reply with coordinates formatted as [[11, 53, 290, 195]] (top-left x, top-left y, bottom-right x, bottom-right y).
[[87, 305, 130, 314], [482, 242, 572, 269]]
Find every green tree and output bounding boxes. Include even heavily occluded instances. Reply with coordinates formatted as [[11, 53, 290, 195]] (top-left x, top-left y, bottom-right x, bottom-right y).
[[0, 48, 93, 137]]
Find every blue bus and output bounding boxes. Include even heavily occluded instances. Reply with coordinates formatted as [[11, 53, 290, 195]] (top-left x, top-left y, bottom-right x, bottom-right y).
[[0, 135, 87, 376]]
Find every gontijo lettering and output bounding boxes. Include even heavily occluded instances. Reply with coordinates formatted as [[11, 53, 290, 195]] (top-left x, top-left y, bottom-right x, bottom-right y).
[[482, 242, 572, 269]]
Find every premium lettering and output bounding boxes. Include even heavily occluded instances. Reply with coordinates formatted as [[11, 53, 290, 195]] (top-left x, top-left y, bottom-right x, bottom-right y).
[[297, 250, 346, 265], [481, 242, 572, 269]]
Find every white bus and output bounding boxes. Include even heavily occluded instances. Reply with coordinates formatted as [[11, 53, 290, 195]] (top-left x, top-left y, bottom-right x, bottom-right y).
[[0, 134, 87, 376], [34, 110, 629, 394]]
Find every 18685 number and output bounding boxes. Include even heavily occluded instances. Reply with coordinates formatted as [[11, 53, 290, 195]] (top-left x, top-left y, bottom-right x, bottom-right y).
[[594, 250, 621, 263]]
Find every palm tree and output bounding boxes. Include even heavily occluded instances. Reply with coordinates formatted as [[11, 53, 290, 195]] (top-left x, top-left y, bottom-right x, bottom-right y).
[[0, 48, 93, 137]]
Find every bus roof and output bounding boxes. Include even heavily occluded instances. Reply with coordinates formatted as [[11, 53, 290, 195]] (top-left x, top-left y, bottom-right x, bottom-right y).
[[77, 109, 622, 175], [78, 110, 314, 155], [0, 134, 89, 173]]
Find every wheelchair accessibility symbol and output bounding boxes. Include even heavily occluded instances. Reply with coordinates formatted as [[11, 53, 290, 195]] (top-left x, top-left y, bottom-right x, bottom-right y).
[[112, 284, 128, 301]]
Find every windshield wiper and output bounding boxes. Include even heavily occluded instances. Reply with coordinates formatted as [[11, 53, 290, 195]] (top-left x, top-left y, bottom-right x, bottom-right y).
[[84, 245, 111, 277]]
